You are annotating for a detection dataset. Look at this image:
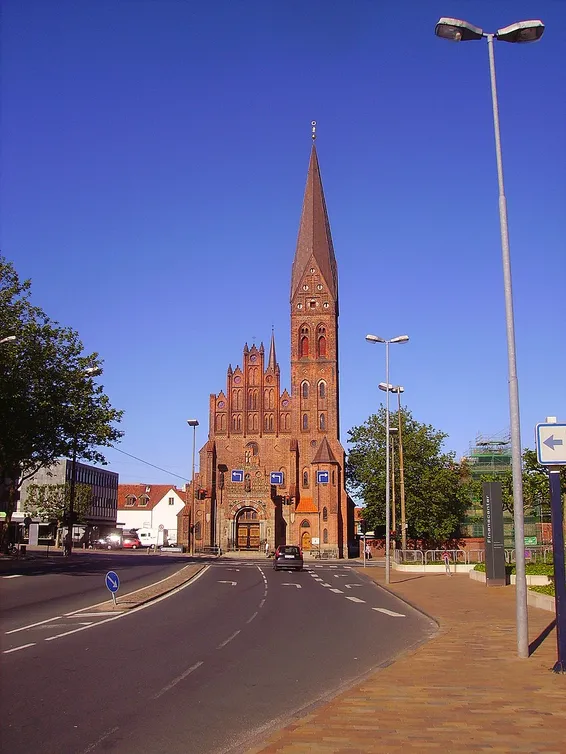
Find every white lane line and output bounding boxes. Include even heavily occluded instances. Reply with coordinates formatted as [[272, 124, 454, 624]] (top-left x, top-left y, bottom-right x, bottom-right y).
[[346, 597, 365, 603], [152, 661, 203, 699], [372, 607, 406, 617], [259, 598, 266, 608], [246, 611, 258, 624], [217, 630, 241, 649], [333, 574, 348, 578], [3, 574, 24, 579], [44, 566, 210, 642], [330, 588, 343, 594], [65, 612, 117, 617], [321, 583, 332, 587], [6, 616, 62, 635], [3, 642, 36, 654], [313, 578, 323, 582], [80, 726, 119, 754]]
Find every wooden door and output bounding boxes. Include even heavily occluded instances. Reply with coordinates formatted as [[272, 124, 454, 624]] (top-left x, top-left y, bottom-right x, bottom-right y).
[[301, 530, 311, 551]]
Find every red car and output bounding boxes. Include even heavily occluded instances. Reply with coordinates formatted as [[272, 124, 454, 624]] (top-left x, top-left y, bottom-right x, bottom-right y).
[[121, 533, 142, 549]]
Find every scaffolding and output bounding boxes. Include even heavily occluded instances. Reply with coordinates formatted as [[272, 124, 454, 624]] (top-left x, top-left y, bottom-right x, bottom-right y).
[[467, 430, 512, 478]]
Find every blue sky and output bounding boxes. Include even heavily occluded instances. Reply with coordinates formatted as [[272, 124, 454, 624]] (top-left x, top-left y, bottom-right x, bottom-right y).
[[2, 0, 565, 485]]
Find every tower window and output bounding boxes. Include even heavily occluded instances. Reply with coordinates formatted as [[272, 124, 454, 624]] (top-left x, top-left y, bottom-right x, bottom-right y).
[[319, 414, 326, 430], [300, 336, 309, 357], [323, 528, 328, 544], [302, 413, 309, 430], [323, 506, 328, 522], [301, 381, 309, 399], [318, 336, 327, 358], [318, 381, 326, 399], [302, 470, 309, 487]]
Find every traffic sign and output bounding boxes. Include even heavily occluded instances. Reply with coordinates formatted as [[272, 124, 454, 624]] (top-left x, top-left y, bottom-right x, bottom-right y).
[[270, 471, 283, 485], [158, 524, 164, 531], [536, 423, 566, 465], [105, 571, 120, 594], [317, 470, 329, 484], [231, 469, 244, 483]]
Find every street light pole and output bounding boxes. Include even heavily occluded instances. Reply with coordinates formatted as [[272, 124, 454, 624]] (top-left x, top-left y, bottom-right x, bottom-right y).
[[395, 389, 407, 551], [187, 419, 199, 556], [435, 16, 544, 659], [366, 334, 409, 584]]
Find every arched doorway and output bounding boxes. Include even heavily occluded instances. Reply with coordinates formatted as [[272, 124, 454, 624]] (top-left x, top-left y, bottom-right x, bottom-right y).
[[236, 508, 260, 550], [301, 530, 312, 551]]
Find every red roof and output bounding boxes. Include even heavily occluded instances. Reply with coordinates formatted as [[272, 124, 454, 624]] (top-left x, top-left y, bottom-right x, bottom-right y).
[[117, 484, 188, 511]]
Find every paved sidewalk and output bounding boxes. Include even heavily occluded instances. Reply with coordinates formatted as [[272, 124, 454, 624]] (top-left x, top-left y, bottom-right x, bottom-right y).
[[247, 570, 566, 754]]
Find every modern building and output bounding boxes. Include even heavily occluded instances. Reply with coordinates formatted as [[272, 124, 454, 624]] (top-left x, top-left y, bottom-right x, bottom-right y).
[[178, 142, 355, 557], [117, 484, 187, 544], [19, 459, 119, 539]]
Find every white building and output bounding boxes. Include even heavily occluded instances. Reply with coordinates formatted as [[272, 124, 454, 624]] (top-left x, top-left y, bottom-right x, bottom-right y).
[[117, 484, 187, 544]]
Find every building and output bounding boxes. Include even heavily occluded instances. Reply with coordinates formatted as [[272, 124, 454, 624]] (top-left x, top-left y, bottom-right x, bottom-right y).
[[178, 142, 355, 557], [117, 484, 186, 544], [18, 459, 119, 539]]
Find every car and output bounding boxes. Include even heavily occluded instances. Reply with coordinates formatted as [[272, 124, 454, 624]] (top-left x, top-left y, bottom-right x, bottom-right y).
[[273, 545, 303, 571], [121, 533, 142, 549], [93, 534, 121, 550]]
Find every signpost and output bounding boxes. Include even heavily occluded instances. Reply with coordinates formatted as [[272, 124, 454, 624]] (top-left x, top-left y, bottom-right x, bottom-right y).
[[536, 419, 566, 674], [270, 472, 283, 486], [316, 470, 329, 484], [105, 570, 120, 607], [231, 470, 244, 483], [482, 482, 506, 586]]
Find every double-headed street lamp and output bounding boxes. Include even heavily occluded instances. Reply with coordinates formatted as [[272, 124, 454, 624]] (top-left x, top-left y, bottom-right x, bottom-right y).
[[0, 336, 17, 345], [66, 366, 102, 556], [366, 334, 409, 584], [380, 383, 407, 550], [187, 419, 199, 556], [435, 16, 544, 660]]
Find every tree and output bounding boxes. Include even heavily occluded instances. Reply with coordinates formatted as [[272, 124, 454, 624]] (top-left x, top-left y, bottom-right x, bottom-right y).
[[25, 483, 93, 529], [0, 256, 123, 545], [346, 407, 468, 546]]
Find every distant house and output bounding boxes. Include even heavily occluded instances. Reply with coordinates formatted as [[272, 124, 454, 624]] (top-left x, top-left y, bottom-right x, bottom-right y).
[[117, 484, 187, 544]]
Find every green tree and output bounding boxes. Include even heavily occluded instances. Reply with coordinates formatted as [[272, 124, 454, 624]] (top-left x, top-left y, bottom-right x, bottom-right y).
[[347, 408, 468, 546], [0, 256, 123, 544], [25, 483, 93, 529]]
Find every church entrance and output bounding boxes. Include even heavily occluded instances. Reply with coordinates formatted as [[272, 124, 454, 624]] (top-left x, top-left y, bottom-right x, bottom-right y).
[[236, 508, 260, 550], [301, 530, 312, 551]]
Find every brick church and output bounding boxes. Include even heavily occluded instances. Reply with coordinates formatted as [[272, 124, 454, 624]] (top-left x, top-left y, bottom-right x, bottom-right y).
[[178, 141, 355, 557]]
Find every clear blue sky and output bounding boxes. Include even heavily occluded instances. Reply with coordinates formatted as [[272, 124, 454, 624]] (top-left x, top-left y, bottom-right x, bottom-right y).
[[2, 1, 565, 485]]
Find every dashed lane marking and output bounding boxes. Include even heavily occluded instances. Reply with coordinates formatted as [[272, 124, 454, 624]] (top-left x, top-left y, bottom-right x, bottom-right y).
[[346, 597, 365, 603], [330, 588, 343, 594], [152, 661, 203, 699], [3, 574, 24, 579], [217, 630, 241, 649], [372, 607, 406, 617], [3, 642, 36, 654]]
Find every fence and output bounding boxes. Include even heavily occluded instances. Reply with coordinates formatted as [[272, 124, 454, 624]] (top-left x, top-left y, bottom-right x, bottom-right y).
[[394, 546, 558, 566]]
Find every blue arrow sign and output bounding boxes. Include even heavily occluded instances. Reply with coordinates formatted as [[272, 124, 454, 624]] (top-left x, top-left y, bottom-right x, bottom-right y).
[[270, 472, 283, 486], [105, 571, 120, 594], [543, 435, 564, 450], [231, 469, 244, 483], [317, 470, 330, 484]]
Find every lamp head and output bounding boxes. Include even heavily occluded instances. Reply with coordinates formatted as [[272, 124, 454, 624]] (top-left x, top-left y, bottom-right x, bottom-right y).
[[84, 367, 103, 377], [365, 334, 385, 344], [187, 419, 199, 427], [378, 382, 394, 392], [435, 17, 483, 42], [0, 335, 16, 344], [496, 20, 544, 43], [391, 335, 409, 344]]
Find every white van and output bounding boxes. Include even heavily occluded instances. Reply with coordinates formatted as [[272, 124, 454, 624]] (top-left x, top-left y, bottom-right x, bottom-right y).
[[137, 528, 167, 549]]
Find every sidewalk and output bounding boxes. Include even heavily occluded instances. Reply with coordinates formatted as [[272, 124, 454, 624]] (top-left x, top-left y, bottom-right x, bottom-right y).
[[247, 570, 566, 754]]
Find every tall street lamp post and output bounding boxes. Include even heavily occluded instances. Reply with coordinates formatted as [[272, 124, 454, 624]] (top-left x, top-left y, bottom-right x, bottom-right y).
[[66, 366, 102, 557], [380, 384, 407, 550], [366, 334, 409, 584], [435, 16, 544, 660], [187, 419, 199, 556]]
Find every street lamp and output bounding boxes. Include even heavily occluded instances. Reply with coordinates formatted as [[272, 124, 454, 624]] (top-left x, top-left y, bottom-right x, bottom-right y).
[[187, 419, 199, 556], [380, 383, 407, 550], [366, 334, 409, 584], [0, 336, 16, 344], [66, 366, 103, 556], [435, 16, 544, 660]]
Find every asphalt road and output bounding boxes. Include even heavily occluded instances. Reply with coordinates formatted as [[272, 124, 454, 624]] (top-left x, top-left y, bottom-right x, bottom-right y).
[[1, 558, 435, 754]]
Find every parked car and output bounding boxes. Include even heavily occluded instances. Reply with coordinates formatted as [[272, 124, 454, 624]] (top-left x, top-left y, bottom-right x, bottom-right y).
[[93, 533, 121, 550], [273, 545, 303, 571], [121, 533, 142, 549]]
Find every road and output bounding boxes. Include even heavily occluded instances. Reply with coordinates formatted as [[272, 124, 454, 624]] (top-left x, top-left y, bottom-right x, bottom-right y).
[[1, 557, 435, 754]]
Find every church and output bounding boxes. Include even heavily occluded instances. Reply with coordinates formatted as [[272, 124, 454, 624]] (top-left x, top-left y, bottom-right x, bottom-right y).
[[178, 139, 355, 557]]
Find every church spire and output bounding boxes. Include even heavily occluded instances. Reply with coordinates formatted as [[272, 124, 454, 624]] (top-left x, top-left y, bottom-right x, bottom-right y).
[[267, 328, 277, 371], [290, 138, 338, 305]]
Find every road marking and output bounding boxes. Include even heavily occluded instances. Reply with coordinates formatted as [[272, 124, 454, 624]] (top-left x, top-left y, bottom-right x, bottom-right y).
[[346, 597, 365, 603], [3, 574, 24, 579], [225, 568, 240, 571], [313, 578, 323, 582], [345, 584, 362, 589], [372, 607, 405, 617], [282, 583, 302, 588], [330, 588, 343, 594], [334, 574, 348, 578], [259, 598, 266, 608], [65, 612, 117, 617], [246, 611, 258, 624], [153, 661, 203, 699], [321, 583, 332, 587], [3, 642, 36, 654], [217, 630, 241, 649], [329, 566, 338, 569], [80, 726, 120, 754], [6, 616, 62, 635], [218, 580, 237, 585]]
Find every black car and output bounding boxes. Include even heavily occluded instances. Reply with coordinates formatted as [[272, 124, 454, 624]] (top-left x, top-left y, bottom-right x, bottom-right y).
[[273, 545, 303, 571]]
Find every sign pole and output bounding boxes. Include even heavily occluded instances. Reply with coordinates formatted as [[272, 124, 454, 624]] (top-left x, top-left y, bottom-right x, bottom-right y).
[[548, 467, 566, 673]]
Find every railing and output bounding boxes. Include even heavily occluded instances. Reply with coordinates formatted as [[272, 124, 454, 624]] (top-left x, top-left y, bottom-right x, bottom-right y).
[[394, 546, 560, 566]]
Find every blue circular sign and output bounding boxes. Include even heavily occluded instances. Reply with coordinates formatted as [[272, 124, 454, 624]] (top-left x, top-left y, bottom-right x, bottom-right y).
[[105, 571, 120, 593]]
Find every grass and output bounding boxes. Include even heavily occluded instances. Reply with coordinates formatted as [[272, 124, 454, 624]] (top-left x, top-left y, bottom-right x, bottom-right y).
[[473, 563, 554, 576], [529, 584, 556, 597]]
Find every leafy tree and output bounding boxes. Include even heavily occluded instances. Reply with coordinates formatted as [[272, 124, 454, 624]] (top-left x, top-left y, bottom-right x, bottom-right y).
[[0, 256, 123, 545], [347, 407, 468, 546], [24, 483, 93, 529]]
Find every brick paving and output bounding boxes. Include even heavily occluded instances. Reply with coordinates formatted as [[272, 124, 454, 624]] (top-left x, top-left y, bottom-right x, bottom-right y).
[[247, 570, 566, 754]]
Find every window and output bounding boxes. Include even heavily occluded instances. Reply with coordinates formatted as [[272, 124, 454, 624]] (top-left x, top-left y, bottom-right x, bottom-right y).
[[139, 496, 149, 507], [300, 336, 309, 357], [300, 519, 310, 528], [317, 336, 327, 358], [301, 381, 309, 399], [309, 300, 316, 309], [195, 521, 202, 540], [302, 413, 308, 430], [319, 414, 326, 430], [302, 469, 309, 487], [323, 528, 328, 544], [125, 496, 136, 507], [318, 381, 326, 399], [168, 497, 175, 505], [323, 506, 328, 522], [244, 473, 251, 492], [332, 470, 336, 485]]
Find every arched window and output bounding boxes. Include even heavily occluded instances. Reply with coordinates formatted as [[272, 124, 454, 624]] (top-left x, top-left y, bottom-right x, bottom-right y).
[[299, 325, 309, 357], [139, 496, 149, 507], [317, 336, 327, 358], [244, 473, 251, 492], [323, 528, 328, 544], [246, 442, 258, 456], [319, 413, 326, 430], [318, 381, 326, 399], [302, 469, 309, 487], [302, 413, 308, 430], [323, 506, 328, 522], [332, 470, 336, 485], [301, 381, 309, 399], [195, 521, 202, 540], [300, 519, 310, 528]]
